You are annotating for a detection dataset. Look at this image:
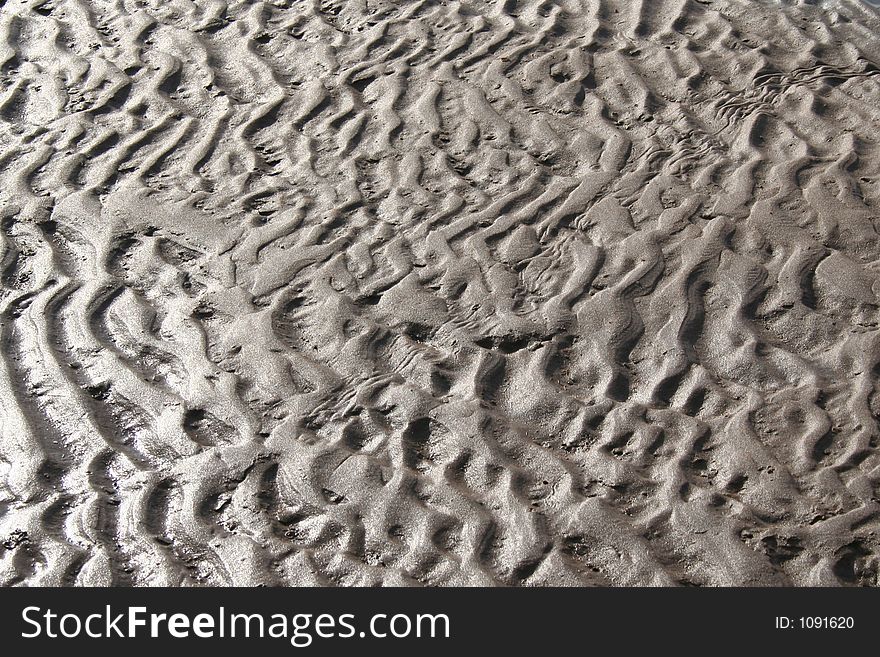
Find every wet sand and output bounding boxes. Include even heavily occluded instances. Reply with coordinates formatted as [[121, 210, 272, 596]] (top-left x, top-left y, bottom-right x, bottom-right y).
[[1, 0, 879, 586]]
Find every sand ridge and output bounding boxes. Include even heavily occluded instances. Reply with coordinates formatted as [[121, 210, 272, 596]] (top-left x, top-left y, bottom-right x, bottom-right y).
[[0, 0, 880, 586]]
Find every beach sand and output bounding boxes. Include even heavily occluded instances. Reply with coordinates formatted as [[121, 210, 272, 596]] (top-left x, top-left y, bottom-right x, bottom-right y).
[[1, 0, 879, 586]]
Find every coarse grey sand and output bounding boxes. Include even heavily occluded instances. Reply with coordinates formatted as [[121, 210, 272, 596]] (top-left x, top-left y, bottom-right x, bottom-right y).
[[1, 0, 880, 586]]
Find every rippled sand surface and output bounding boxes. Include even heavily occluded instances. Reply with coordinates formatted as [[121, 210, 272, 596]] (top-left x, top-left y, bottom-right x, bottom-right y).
[[1, 0, 879, 586]]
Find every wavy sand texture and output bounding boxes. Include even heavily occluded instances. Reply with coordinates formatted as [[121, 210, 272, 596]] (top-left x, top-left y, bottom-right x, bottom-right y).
[[1, 0, 880, 586]]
